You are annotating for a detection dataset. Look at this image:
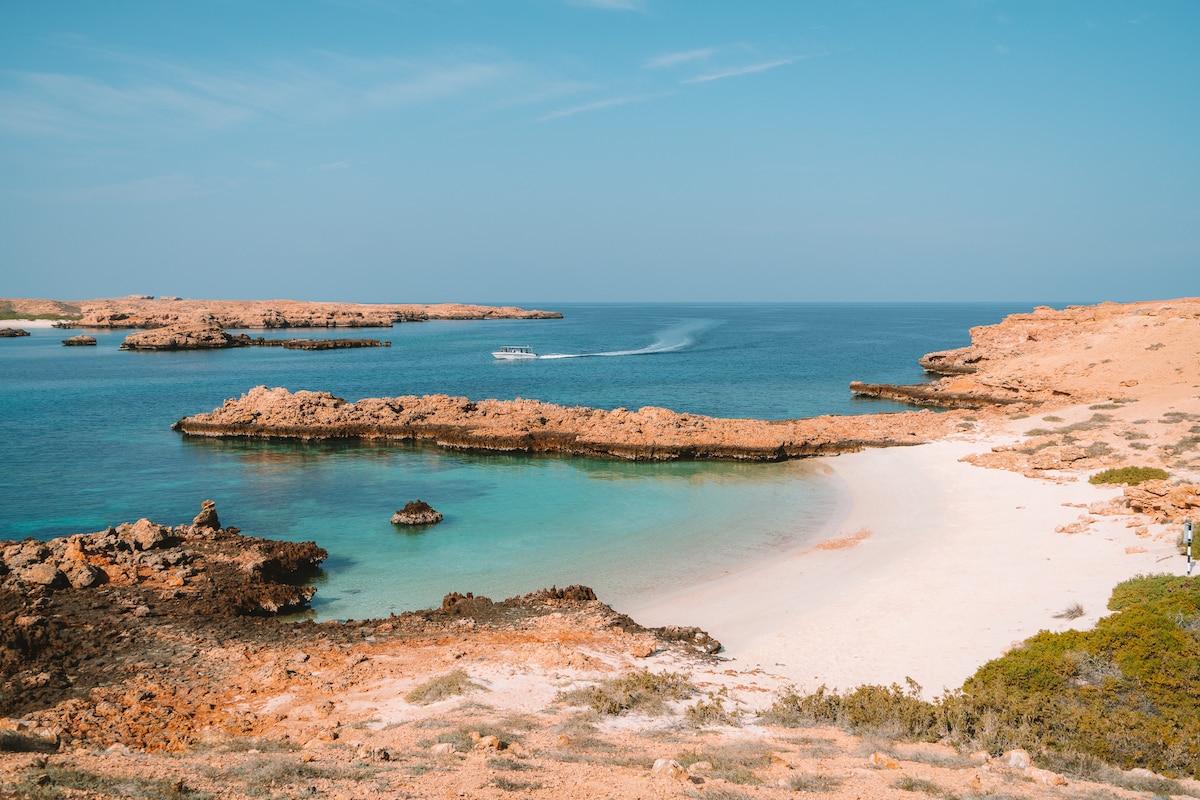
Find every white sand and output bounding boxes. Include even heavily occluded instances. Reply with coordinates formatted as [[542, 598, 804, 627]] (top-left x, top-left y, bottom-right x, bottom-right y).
[[626, 437, 1185, 697], [2, 319, 61, 328]]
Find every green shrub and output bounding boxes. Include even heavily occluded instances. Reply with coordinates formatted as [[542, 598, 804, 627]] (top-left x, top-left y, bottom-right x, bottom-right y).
[[556, 670, 695, 716], [1088, 466, 1169, 485], [404, 669, 483, 705], [760, 678, 939, 740]]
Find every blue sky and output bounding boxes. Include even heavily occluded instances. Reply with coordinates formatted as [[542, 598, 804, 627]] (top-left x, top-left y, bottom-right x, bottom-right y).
[[1, 1, 1196, 303]]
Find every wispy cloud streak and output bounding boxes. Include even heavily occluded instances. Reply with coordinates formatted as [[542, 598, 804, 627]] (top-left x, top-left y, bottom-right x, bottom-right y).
[[644, 48, 716, 69], [538, 94, 650, 122], [682, 58, 794, 84]]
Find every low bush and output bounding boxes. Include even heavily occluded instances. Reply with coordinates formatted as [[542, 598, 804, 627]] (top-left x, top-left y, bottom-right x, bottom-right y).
[[556, 669, 694, 716], [404, 669, 483, 705], [759, 576, 1200, 778], [1088, 466, 1169, 485]]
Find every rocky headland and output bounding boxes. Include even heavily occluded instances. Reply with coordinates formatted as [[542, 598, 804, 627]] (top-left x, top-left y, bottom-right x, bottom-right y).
[[851, 298, 1200, 408], [1, 296, 561, 329]]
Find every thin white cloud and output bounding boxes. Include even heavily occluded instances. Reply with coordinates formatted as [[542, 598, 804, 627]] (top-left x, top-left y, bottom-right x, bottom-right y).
[[538, 94, 650, 122], [567, 0, 643, 9], [644, 48, 717, 69], [320, 160, 350, 171], [682, 58, 794, 84]]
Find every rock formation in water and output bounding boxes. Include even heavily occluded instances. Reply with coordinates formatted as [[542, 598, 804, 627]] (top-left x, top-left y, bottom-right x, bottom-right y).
[[391, 500, 444, 526], [61, 335, 97, 346], [1, 296, 562, 329], [0, 327, 30, 337], [119, 322, 392, 351], [174, 386, 962, 461]]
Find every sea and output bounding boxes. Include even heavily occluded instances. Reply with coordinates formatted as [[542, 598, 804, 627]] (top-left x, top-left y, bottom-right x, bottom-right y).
[[0, 302, 1039, 620]]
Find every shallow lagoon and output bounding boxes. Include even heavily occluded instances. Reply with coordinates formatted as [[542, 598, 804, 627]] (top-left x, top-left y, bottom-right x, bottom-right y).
[[0, 303, 1033, 618]]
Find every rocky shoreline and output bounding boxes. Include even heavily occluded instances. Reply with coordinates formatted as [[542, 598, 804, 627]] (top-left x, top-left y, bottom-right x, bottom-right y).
[[173, 386, 968, 460], [119, 322, 391, 351], [1, 296, 561, 329]]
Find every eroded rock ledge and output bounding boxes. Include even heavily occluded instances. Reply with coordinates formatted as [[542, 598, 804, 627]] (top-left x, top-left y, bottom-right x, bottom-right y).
[[173, 386, 963, 461], [851, 298, 1200, 409]]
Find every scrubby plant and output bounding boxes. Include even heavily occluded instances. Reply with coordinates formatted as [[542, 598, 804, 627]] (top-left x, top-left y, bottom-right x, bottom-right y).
[[760, 678, 939, 740], [759, 576, 1200, 778], [1088, 466, 1169, 485], [787, 773, 843, 792], [404, 669, 483, 705], [677, 742, 773, 785], [686, 688, 742, 727], [555, 669, 695, 716], [1053, 602, 1085, 620], [893, 775, 960, 799]]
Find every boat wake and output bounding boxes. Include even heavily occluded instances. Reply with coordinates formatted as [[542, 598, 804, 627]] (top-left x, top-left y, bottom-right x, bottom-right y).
[[539, 319, 712, 359]]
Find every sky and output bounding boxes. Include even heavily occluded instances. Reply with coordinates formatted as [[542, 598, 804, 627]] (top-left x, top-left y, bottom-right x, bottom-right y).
[[0, 1, 1197, 304]]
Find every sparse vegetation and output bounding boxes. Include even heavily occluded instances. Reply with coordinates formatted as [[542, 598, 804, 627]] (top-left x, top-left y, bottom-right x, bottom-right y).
[[1087, 466, 1169, 485], [686, 688, 742, 727], [1042, 416, 1065, 423], [1089, 403, 1121, 410], [4, 765, 211, 800], [787, 773, 843, 792], [404, 669, 484, 705], [556, 669, 695, 716], [489, 776, 543, 791], [1053, 601, 1085, 620], [893, 775, 960, 799], [677, 742, 773, 785], [757, 575, 1200, 778]]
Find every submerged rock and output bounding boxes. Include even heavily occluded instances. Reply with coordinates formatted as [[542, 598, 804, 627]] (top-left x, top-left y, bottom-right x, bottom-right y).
[[391, 500, 443, 526]]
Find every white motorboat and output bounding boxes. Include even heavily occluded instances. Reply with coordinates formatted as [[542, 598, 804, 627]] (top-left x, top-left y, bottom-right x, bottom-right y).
[[492, 345, 537, 360]]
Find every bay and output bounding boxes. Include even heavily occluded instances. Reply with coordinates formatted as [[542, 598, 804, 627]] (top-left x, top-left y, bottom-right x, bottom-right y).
[[0, 302, 1037, 618]]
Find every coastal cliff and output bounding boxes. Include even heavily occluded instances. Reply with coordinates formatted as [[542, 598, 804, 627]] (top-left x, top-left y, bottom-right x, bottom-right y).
[[1, 296, 562, 328], [852, 298, 1200, 409], [173, 387, 961, 460]]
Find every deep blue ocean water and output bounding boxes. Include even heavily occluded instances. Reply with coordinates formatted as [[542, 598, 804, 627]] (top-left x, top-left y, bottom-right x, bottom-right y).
[[0, 303, 1038, 618]]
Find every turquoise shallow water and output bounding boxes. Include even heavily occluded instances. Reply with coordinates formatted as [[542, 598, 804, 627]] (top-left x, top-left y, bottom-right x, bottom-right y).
[[0, 303, 1037, 618]]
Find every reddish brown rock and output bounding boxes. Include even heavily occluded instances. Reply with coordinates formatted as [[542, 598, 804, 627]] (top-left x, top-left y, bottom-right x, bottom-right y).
[[62, 335, 97, 346], [120, 322, 237, 350], [391, 500, 443, 526], [173, 386, 962, 462]]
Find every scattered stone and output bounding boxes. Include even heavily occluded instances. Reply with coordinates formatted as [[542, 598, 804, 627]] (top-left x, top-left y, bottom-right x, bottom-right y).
[[391, 500, 443, 526], [430, 742, 456, 756], [868, 752, 899, 769], [652, 758, 688, 780], [1003, 749, 1031, 769], [1025, 766, 1067, 786], [192, 499, 220, 530], [62, 335, 97, 346]]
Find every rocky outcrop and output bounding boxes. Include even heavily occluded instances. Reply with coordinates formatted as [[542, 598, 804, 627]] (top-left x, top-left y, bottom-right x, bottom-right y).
[[120, 323, 392, 351], [850, 299, 1200, 410], [61, 335, 96, 346], [391, 500, 443, 526], [0, 502, 326, 617], [0, 328, 30, 337], [1, 297, 562, 329], [120, 322, 238, 350], [1123, 480, 1200, 522], [173, 386, 964, 461]]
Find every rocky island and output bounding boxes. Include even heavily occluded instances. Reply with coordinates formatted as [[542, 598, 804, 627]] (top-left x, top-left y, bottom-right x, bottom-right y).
[[1, 296, 562, 329]]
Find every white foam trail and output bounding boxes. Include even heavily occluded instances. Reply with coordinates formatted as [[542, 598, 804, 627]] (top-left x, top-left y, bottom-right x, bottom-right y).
[[538, 319, 711, 359]]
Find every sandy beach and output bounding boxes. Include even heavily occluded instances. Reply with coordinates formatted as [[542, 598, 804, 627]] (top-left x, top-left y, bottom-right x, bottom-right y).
[[627, 423, 1186, 697]]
